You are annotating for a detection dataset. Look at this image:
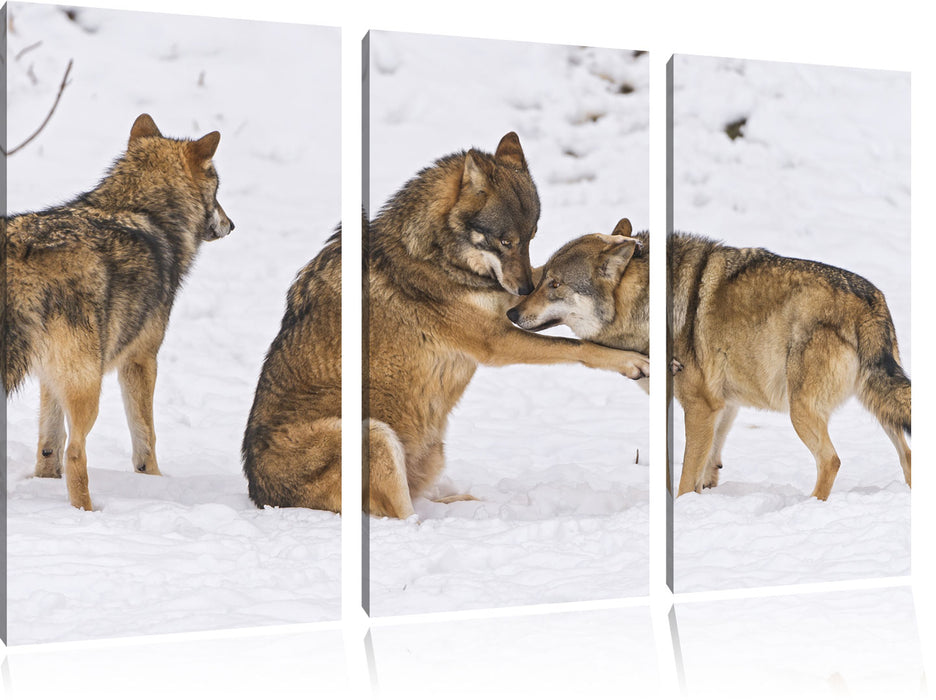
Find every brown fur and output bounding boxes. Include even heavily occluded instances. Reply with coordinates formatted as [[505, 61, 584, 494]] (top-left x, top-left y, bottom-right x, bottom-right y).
[[669, 232, 910, 499], [507, 218, 649, 355], [241, 231, 342, 512], [3, 114, 234, 510], [240, 134, 649, 518], [511, 221, 910, 500], [365, 136, 648, 518]]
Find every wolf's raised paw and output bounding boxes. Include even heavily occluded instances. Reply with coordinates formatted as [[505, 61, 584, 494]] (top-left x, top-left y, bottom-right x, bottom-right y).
[[624, 357, 650, 379]]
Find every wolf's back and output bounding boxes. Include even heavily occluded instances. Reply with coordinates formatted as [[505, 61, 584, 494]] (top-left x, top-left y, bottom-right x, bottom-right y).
[[242, 230, 342, 507]]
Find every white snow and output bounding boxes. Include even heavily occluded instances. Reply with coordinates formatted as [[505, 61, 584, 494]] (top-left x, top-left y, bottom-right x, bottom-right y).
[[366, 32, 651, 615], [5, 4, 341, 643], [671, 55, 911, 591]]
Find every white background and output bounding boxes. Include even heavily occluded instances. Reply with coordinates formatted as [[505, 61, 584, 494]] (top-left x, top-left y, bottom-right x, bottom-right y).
[[4, 1, 934, 698]]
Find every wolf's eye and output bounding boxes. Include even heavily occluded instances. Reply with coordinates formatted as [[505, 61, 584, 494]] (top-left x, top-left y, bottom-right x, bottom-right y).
[[549, 279, 560, 289], [500, 239, 512, 249]]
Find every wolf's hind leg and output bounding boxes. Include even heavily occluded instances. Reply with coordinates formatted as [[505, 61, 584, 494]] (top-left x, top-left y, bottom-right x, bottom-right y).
[[290, 417, 343, 512], [118, 351, 161, 476], [883, 424, 911, 488], [788, 331, 851, 500], [366, 419, 416, 519], [246, 414, 342, 511], [433, 494, 479, 504], [35, 381, 66, 478], [790, 402, 840, 501], [59, 371, 102, 511]]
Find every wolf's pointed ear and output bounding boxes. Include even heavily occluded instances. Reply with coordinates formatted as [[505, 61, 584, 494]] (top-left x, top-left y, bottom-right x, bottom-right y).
[[611, 218, 633, 237], [598, 237, 639, 280], [494, 131, 527, 170], [129, 114, 162, 144], [188, 131, 221, 166], [462, 150, 489, 192]]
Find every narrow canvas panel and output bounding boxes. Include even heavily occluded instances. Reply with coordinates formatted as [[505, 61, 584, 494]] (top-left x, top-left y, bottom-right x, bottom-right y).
[[667, 54, 911, 592], [364, 30, 651, 615], [4, 3, 340, 643]]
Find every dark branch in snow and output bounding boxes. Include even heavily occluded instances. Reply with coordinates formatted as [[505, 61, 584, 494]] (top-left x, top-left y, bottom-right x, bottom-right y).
[[15, 40, 43, 61], [2, 58, 74, 157]]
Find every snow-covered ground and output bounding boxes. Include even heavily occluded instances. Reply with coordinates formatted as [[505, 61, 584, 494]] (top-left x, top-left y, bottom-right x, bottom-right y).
[[366, 32, 651, 615], [5, 4, 341, 643], [671, 55, 911, 591]]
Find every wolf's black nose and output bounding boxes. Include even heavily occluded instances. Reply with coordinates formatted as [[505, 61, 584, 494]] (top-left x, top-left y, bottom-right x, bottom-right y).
[[517, 282, 534, 296], [229, 220, 236, 232], [506, 307, 520, 323]]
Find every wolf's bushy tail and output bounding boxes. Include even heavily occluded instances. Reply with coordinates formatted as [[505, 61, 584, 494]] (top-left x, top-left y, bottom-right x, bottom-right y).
[[855, 297, 910, 436], [2, 302, 36, 395], [2, 241, 36, 395]]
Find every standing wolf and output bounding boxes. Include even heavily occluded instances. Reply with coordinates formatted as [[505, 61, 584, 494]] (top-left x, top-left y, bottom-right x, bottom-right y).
[[242, 133, 648, 519], [2, 114, 234, 511], [509, 221, 910, 500]]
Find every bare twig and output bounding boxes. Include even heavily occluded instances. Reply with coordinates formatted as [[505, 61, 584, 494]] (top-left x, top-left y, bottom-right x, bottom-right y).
[[2, 58, 73, 157], [15, 40, 42, 61]]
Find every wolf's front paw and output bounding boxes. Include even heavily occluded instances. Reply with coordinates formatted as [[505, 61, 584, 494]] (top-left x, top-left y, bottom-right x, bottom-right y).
[[619, 351, 650, 379]]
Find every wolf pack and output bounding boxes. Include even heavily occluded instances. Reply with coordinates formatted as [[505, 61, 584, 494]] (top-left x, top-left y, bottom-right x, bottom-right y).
[[2, 117, 911, 517]]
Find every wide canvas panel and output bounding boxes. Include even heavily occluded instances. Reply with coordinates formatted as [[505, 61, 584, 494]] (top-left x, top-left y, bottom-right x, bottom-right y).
[[364, 30, 651, 615], [4, 3, 340, 643], [668, 54, 911, 592]]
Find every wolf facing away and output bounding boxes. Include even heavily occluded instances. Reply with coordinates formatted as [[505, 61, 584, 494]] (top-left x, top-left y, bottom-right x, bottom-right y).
[[2, 114, 234, 511], [509, 221, 910, 500], [241, 133, 649, 519]]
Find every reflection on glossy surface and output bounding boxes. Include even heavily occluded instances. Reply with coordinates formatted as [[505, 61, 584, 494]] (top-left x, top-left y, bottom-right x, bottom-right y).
[[674, 587, 924, 699], [5, 627, 347, 698], [370, 607, 660, 699]]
